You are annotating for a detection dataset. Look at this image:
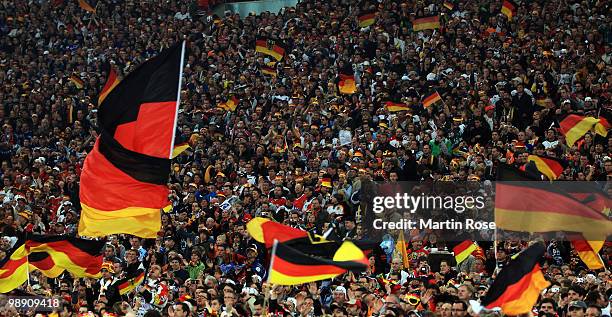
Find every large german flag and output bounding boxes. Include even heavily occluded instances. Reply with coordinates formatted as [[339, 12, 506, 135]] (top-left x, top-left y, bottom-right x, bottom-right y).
[[495, 170, 612, 240], [268, 240, 368, 285], [358, 10, 375, 28], [0, 239, 28, 293], [98, 62, 120, 106], [480, 242, 549, 315], [78, 42, 186, 238], [247, 217, 377, 257], [117, 263, 146, 295], [255, 37, 286, 61], [501, 0, 517, 20], [560, 114, 610, 147], [26, 235, 105, 278], [527, 155, 566, 180], [413, 15, 440, 31], [29, 252, 65, 278], [338, 73, 356, 95]]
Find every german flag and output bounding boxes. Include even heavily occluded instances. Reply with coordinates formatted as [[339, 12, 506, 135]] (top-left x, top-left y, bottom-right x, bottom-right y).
[[560, 114, 610, 147], [255, 37, 286, 61], [358, 10, 376, 28], [449, 240, 478, 264], [495, 171, 612, 241], [571, 238, 604, 270], [247, 217, 314, 248], [413, 15, 440, 31], [268, 240, 368, 285], [78, 42, 186, 238], [0, 239, 28, 293], [480, 242, 549, 315], [527, 155, 566, 180], [69, 74, 84, 89], [443, 1, 454, 10], [261, 66, 277, 77], [321, 175, 332, 188], [501, 0, 517, 20], [338, 73, 356, 95], [171, 131, 191, 159], [26, 235, 105, 278], [217, 96, 239, 112], [98, 62, 120, 106], [29, 252, 65, 278], [385, 100, 410, 112], [117, 263, 146, 295], [78, 0, 96, 13], [246, 217, 377, 257], [422, 91, 442, 108]]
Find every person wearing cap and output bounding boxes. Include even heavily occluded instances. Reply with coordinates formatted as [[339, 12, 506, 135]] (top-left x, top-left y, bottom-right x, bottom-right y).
[[569, 301, 588, 317]]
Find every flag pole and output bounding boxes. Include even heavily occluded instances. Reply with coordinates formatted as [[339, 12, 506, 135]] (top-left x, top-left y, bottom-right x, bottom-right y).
[[169, 41, 187, 159], [263, 239, 279, 315]]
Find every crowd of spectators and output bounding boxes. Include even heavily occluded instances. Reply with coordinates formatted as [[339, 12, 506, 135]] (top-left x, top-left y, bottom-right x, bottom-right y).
[[0, 0, 611, 316]]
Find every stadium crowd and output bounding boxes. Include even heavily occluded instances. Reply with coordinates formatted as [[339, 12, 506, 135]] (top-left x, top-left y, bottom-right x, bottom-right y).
[[0, 0, 611, 316]]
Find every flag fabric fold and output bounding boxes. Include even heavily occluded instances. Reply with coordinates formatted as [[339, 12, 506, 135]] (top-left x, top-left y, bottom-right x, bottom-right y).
[[495, 166, 612, 240], [338, 71, 356, 95], [449, 240, 478, 264], [268, 240, 368, 285], [559, 114, 610, 147], [394, 231, 410, 269], [480, 242, 549, 315], [78, 42, 186, 238], [255, 37, 286, 61], [501, 0, 517, 20], [358, 10, 376, 28], [26, 235, 105, 278], [78, 0, 96, 13], [527, 155, 566, 180], [423, 91, 442, 108], [413, 15, 440, 31], [0, 238, 28, 293], [98, 62, 120, 106], [117, 262, 146, 295]]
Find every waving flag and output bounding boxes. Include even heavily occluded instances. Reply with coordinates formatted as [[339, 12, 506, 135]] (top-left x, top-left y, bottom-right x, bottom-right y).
[[479, 242, 549, 315], [413, 15, 440, 31], [423, 91, 442, 108], [560, 115, 610, 147], [117, 262, 146, 295], [98, 62, 120, 106], [338, 72, 356, 94], [268, 240, 368, 285], [501, 0, 517, 20], [358, 10, 376, 28], [527, 155, 566, 180], [26, 235, 105, 278], [78, 42, 187, 238], [78, 0, 96, 13], [255, 37, 286, 61], [0, 238, 28, 293]]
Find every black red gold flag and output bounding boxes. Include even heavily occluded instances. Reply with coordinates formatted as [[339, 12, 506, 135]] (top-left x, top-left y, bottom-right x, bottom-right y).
[[255, 37, 286, 61], [78, 42, 187, 238], [422, 91, 442, 108], [98, 62, 120, 106], [413, 15, 440, 31], [480, 242, 549, 315], [0, 238, 28, 293], [358, 10, 375, 28], [268, 240, 368, 285], [501, 0, 517, 20], [527, 155, 566, 180], [559, 114, 610, 147], [78, 0, 96, 13], [26, 235, 105, 278], [117, 262, 146, 295]]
